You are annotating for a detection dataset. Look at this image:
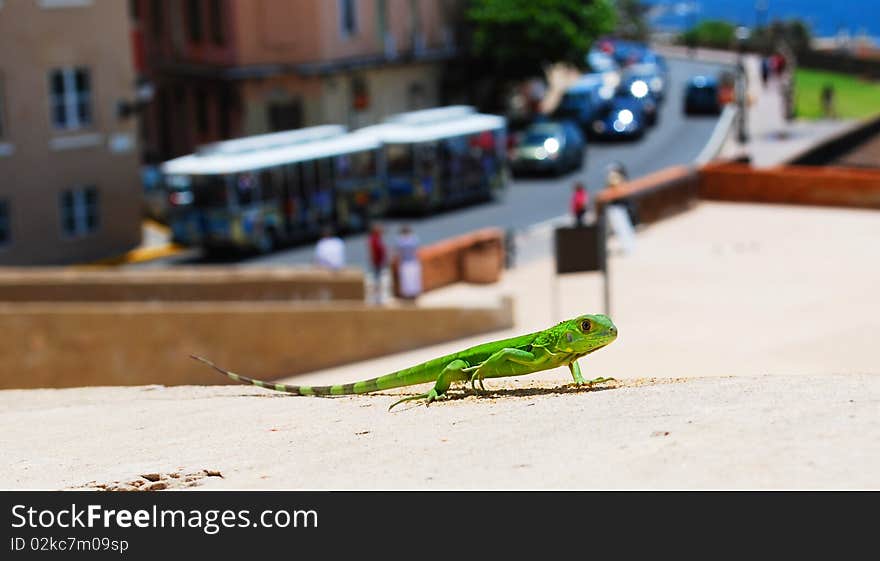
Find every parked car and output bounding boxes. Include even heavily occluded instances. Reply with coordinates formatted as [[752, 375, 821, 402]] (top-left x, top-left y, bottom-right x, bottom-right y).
[[509, 120, 586, 175], [589, 96, 647, 141], [684, 75, 723, 115]]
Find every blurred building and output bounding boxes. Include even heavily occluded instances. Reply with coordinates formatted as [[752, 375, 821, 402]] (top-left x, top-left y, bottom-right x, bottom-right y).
[[133, 0, 461, 162], [0, 0, 143, 265]]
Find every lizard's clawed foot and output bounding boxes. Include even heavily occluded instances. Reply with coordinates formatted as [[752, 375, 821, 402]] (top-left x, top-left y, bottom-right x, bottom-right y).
[[468, 373, 487, 392], [584, 376, 616, 387], [388, 388, 447, 411]]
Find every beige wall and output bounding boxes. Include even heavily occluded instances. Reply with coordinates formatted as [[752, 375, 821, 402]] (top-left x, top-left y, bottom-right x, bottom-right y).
[[232, 0, 451, 66], [240, 63, 439, 133], [0, 0, 142, 265], [0, 298, 514, 389]]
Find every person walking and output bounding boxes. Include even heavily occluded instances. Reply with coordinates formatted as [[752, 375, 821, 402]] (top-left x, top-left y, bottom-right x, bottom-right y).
[[395, 225, 422, 302], [570, 182, 589, 227], [368, 223, 387, 304], [313, 227, 345, 271]]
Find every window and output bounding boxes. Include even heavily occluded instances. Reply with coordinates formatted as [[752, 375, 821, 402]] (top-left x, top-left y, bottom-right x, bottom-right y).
[[187, 0, 203, 42], [151, 0, 163, 37], [0, 75, 5, 138], [195, 89, 209, 134], [208, 0, 224, 45], [339, 0, 357, 37], [59, 186, 99, 238], [0, 199, 9, 247], [48, 67, 92, 131], [129, 0, 139, 21]]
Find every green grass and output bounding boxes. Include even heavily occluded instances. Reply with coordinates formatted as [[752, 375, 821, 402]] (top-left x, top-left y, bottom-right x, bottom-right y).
[[795, 68, 880, 120]]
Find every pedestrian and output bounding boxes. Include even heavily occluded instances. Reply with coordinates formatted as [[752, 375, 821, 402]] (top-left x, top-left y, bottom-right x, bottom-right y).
[[313, 226, 345, 271], [821, 84, 836, 119], [761, 56, 770, 87], [570, 182, 588, 227], [368, 223, 387, 303], [395, 225, 422, 301]]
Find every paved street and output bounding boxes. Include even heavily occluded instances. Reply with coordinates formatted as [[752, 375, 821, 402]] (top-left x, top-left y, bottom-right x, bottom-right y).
[[142, 57, 729, 270]]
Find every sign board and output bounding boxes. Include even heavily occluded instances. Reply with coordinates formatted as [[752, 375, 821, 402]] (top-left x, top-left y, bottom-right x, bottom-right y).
[[606, 204, 636, 255], [554, 222, 606, 275]]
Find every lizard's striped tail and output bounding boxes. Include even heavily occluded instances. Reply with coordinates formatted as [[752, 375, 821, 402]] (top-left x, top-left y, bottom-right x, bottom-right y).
[[190, 355, 434, 397]]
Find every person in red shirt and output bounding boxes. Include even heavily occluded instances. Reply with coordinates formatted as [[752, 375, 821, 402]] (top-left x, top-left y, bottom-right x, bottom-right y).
[[368, 223, 386, 303], [571, 182, 588, 226]]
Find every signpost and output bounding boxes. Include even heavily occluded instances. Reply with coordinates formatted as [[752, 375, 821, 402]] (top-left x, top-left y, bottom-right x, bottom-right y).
[[553, 212, 609, 319]]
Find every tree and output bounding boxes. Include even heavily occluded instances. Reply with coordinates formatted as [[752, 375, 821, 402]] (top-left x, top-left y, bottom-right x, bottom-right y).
[[614, 0, 650, 41], [679, 20, 736, 50], [467, 0, 618, 80]]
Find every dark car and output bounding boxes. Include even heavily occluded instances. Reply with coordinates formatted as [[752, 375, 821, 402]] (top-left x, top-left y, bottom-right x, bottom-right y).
[[509, 120, 586, 176], [684, 75, 722, 115], [623, 62, 668, 103], [616, 76, 659, 126], [588, 96, 647, 141], [553, 74, 609, 131]]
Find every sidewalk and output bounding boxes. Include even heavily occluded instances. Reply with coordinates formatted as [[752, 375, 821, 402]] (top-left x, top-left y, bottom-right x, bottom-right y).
[[716, 52, 856, 166], [78, 220, 185, 267], [656, 44, 858, 167]]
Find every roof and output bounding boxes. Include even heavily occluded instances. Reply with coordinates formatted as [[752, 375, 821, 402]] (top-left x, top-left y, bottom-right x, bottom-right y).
[[162, 132, 381, 176], [354, 113, 506, 144], [688, 75, 718, 87], [196, 125, 347, 156]]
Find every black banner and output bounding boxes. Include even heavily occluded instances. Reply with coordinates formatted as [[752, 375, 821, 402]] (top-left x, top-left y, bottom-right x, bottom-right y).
[[0, 491, 873, 556]]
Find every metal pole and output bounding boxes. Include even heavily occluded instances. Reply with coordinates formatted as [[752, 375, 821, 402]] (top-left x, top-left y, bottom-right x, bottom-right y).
[[600, 208, 610, 317]]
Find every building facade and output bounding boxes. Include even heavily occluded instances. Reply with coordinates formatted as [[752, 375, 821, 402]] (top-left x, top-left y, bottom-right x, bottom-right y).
[[0, 0, 143, 265], [132, 0, 460, 161]]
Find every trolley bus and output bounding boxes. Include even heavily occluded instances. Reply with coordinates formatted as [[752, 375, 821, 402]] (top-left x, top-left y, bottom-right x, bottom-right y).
[[357, 106, 508, 213], [161, 129, 385, 253]]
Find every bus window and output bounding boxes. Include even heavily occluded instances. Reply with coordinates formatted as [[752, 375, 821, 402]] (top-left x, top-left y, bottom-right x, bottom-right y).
[[235, 172, 258, 206], [386, 144, 413, 176], [190, 175, 228, 208], [316, 158, 334, 220], [259, 168, 280, 201]]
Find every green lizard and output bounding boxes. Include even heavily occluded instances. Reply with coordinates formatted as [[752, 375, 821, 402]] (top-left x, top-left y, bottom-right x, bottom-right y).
[[191, 313, 618, 411]]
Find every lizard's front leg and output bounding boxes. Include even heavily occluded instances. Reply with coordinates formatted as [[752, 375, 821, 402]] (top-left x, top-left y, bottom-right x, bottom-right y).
[[570, 359, 616, 387], [467, 348, 542, 390], [569, 360, 586, 385]]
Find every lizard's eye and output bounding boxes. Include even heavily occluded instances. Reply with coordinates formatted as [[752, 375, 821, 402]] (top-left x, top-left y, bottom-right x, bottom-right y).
[[580, 320, 591, 332]]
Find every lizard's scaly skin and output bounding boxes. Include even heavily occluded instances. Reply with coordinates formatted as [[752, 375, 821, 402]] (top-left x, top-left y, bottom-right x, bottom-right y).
[[191, 313, 618, 409]]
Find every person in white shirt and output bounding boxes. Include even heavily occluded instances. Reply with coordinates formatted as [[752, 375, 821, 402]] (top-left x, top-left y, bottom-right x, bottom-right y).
[[313, 227, 345, 270]]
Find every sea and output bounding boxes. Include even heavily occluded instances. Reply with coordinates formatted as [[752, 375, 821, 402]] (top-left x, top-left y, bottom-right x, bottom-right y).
[[644, 0, 880, 42]]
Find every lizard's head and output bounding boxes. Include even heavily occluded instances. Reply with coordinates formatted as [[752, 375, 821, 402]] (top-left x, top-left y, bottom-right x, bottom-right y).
[[555, 314, 618, 354]]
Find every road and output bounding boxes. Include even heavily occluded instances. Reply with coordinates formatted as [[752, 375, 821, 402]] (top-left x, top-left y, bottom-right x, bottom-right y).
[[148, 57, 728, 270]]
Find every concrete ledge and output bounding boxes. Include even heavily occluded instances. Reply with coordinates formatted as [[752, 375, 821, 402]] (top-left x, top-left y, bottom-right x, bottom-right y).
[[0, 297, 514, 389], [699, 162, 880, 209], [2, 373, 876, 489], [0, 267, 366, 302]]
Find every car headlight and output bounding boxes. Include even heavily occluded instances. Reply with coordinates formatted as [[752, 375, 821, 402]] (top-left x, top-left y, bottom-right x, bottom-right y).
[[617, 109, 634, 125], [534, 147, 548, 160], [630, 80, 649, 98], [593, 121, 605, 133], [543, 137, 560, 154]]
